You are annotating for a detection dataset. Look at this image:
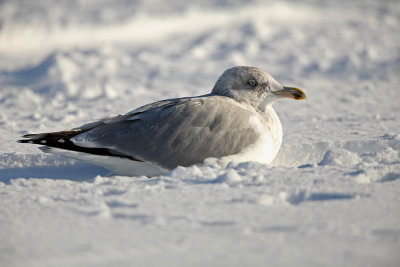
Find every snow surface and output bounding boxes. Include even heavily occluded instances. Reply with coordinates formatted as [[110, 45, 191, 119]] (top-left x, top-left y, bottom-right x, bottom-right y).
[[1, 0, 400, 266]]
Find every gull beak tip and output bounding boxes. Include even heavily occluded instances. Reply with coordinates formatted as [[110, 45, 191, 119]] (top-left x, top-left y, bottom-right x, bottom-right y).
[[294, 88, 307, 100]]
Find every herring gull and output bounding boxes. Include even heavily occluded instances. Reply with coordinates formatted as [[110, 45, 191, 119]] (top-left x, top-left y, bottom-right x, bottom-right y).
[[19, 66, 306, 176]]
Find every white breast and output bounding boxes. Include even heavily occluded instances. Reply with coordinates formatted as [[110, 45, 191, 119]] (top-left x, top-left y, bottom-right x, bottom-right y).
[[213, 106, 283, 165]]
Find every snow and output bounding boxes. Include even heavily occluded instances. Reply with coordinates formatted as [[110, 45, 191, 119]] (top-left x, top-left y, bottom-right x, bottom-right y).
[[1, 0, 399, 266]]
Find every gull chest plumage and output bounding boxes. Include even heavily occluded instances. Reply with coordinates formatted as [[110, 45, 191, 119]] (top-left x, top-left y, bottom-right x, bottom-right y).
[[19, 66, 306, 176], [221, 105, 283, 165]]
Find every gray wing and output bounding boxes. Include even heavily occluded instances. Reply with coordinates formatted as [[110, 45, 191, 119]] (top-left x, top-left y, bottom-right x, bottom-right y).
[[75, 98, 180, 130], [72, 96, 259, 169]]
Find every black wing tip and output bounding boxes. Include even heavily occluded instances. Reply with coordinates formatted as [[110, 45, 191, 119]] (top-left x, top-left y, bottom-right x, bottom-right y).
[[17, 132, 143, 162], [21, 133, 34, 138], [18, 133, 43, 144]]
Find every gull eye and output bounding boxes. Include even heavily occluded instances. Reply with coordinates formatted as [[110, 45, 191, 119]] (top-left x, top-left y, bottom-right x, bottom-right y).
[[248, 79, 257, 86]]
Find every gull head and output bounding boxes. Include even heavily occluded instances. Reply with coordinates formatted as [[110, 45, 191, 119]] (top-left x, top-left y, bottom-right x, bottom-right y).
[[211, 66, 306, 111]]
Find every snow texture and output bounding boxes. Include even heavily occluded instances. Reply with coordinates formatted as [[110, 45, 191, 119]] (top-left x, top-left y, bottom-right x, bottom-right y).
[[1, 0, 400, 266]]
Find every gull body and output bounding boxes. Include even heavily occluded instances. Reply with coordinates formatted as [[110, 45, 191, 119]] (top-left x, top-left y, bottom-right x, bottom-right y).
[[19, 66, 306, 176]]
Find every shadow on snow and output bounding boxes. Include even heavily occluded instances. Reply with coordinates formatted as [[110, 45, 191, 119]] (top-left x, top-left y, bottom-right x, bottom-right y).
[[0, 163, 110, 183]]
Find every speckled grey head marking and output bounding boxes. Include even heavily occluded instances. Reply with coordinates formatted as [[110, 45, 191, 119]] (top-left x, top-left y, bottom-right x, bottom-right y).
[[211, 66, 283, 109]]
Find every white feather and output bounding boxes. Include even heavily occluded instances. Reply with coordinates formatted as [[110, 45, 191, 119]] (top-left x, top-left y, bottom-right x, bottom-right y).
[[40, 147, 168, 176]]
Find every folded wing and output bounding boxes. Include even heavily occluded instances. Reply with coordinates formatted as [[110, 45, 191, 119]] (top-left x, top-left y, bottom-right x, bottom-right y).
[[20, 96, 259, 169]]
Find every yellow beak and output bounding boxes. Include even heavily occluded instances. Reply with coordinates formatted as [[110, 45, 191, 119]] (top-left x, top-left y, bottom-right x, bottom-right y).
[[272, 86, 307, 100]]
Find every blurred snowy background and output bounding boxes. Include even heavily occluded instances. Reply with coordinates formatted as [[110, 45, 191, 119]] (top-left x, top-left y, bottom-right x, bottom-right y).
[[0, 0, 399, 266]]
